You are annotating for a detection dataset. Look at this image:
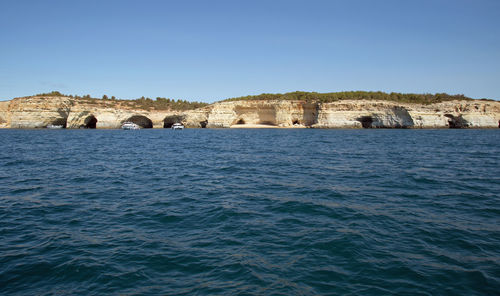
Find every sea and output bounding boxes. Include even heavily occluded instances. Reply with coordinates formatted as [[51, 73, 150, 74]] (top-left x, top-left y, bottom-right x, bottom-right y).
[[0, 129, 499, 295]]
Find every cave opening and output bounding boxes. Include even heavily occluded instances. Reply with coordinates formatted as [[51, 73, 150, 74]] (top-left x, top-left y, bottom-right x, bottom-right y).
[[236, 119, 246, 124], [163, 115, 185, 128], [126, 115, 153, 128], [259, 121, 276, 126], [83, 115, 97, 129], [200, 120, 207, 128], [50, 118, 67, 128], [445, 114, 468, 129], [292, 119, 299, 125], [357, 116, 373, 128]]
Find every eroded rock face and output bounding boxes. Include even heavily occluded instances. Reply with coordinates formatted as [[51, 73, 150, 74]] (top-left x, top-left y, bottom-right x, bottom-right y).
[[6, 96, 73, 128], [352, 106, 414, 128], [206, 100, 319, 128], [1, 96, 499, 129], [0, 101, 10, 128], [305, 100, 499, 128], [0, 96, 210, 129]]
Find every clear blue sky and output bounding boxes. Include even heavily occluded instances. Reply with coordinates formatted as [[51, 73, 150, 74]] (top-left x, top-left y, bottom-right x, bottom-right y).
[[1, 0, 499, 102]]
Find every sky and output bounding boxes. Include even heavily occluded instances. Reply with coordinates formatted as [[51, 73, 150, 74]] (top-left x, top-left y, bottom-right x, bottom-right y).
[[1, 0, 499, 102]]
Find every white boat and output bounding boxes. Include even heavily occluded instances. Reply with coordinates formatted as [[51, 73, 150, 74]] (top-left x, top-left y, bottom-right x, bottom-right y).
[[46, 124, 64, 129], [121, 122, 140, 130], [171, 123, 184, 130]]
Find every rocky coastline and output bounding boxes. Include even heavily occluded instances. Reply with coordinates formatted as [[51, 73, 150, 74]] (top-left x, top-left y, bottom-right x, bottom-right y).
[[1, 95, 499, 129]]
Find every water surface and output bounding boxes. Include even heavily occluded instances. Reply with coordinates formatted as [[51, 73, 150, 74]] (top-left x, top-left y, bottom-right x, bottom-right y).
[[0, 129, 499, 295]]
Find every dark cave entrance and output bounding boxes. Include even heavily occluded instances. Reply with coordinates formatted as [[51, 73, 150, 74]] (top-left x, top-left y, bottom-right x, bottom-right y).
[[199, 120, 207, 128], [83, 115, 97, 129], [259, 121, 276, 126], [50, 118, 67, 128], [444, 114, 468, 129], [236, 119, 246, 124], [292, 119, 300, 125], [126, 115, 153, 128], [357, 116, 373, 128], [163, 115, 185, 128]]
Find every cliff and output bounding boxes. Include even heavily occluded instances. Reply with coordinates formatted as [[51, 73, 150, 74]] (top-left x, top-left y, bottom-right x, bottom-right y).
[[0, 100, 10, 128], [206, 99, 500, 129], [0, 95, 499, 129], [0, 96, 209, 129]]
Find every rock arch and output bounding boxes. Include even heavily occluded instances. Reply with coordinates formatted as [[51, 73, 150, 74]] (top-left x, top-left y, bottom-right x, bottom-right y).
[[163, 115, 185, 128], [126, 115, 153, 128], [83, 115, 97, 128]]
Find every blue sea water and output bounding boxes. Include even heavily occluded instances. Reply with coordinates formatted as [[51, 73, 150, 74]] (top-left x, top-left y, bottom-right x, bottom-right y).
[[0, 129, 499, 295]]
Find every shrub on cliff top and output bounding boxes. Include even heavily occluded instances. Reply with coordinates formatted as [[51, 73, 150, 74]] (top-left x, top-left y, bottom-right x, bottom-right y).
[[29, 91, 208, 111], [31, 91, 208, 111], [222, 91, 473, 104], [35, 91, 67, 97]]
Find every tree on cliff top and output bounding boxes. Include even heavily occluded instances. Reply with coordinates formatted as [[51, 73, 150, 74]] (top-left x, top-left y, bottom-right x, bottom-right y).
[[222, 91, 475, 104], [35, 91, 66, 97]]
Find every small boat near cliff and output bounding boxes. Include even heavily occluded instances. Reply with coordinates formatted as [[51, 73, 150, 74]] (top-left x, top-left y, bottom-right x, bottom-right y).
[[122, 122, 140, 130], [171, 123, 184, 130], [46, 124, 64, 129]]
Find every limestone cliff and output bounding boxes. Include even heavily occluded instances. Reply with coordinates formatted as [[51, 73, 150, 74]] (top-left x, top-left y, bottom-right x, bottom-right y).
[[0, 95, 499, 129], [206, 99, 500, 128], [206, 100, 318, 128], [0, 100, 10, 128], [0, 96, 209, 129]]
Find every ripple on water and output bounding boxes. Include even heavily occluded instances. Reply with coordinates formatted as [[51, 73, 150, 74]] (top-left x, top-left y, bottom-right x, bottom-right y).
[[0, 129, 499, 295]]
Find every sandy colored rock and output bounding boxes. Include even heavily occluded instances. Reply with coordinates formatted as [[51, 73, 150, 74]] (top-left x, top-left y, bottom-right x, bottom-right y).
[[0, 96, 499, 129], [0, 96, 210, 129], [206, 99, 500, 129]]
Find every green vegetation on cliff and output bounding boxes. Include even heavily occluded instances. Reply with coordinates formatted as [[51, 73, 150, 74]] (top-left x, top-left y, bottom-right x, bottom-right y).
[[34, 91, 209, 111], [35, 91, 67, 97], [32, 90, 491, 109], [222, 91, 477, 104]]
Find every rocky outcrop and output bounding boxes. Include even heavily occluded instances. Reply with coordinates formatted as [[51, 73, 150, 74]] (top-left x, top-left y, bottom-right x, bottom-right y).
[[206, 99, 500, 128], [0, 96, 210, 129], [0, 96, 499, 129], [206, 100, 318, 128], [6, 96, 73, 128], [0, 101, 10, 128]]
